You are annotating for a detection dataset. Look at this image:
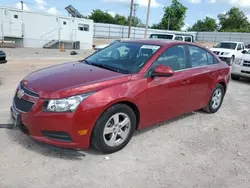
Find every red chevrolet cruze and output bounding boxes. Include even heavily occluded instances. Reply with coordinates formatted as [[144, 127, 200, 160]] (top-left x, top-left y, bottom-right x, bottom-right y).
[[11, 40, 230, 153]]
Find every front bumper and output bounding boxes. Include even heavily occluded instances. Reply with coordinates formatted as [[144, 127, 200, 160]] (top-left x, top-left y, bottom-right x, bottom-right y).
[[231, 64, 250, 78], [10, 93, 99, 149], [0, 55, 7, 64]]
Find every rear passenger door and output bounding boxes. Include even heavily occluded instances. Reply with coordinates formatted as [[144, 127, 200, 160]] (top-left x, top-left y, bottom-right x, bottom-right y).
[[185, 45, 218, 111]]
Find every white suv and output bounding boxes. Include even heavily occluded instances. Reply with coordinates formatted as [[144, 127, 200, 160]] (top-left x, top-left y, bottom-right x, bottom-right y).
[[210, 41, 246, 66], [231, 49, 250, 80]]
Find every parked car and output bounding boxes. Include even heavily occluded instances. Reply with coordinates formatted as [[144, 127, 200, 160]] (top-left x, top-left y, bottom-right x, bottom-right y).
[[231, 49, 250, 80], [11, 40, 230, 154], [210, 41, 246, 66], [0, 49, 7, 64]]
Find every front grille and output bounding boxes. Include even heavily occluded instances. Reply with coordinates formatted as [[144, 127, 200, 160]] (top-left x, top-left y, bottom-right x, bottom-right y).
[[42, 131, 72, 142], [241, 70, 250, 74], [14, 93, 34, 112], [20, 83, 39, 98], [243, 61, 250, 67]]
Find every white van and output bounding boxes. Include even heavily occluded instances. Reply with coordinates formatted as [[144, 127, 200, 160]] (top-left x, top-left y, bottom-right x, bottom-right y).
[[149, 33, 194, 42]]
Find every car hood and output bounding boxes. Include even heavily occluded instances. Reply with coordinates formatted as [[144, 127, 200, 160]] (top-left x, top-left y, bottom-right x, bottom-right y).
[[0, 50, 6, 56], [210, 48, 235, 53], [22, 61, 131, 99], [241, 54, 250, 61]]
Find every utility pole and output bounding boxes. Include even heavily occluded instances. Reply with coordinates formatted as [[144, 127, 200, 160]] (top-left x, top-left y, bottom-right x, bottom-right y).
[[133, 3, 139, 25], [144, 0, 151, 38], [128, 0, 134, 38], [20, 1, 24, 10], [167, 15, 170, 30]]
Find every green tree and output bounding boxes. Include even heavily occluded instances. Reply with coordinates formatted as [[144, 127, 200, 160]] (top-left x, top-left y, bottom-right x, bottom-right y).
[[114, 14, 128, 25], [127, 15, 143, 27], [218, 7, 250, 32], [152, 0, 187, 30], [88, 9, 115, 24], [188, 17, 218, 31]]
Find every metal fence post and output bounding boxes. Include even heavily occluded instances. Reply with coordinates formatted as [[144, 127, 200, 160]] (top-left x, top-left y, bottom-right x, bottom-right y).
[[214, 32, 217, 45], [109, 25, 111, 39], [122, 26, 124, 38]]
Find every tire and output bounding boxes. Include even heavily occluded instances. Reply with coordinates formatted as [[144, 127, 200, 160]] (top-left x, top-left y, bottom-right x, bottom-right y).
[[203, 84, 225, 114], [231, 74, 240, 80], [91, 104, 136, 154]]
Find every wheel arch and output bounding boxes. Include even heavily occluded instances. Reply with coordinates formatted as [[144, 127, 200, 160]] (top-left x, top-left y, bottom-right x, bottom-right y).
[[94, 99, 141, 132], [218, 81, 227, 93]]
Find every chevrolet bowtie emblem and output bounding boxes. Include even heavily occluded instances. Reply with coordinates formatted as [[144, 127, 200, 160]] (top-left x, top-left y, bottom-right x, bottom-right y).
[[17, 89, 24, 99]]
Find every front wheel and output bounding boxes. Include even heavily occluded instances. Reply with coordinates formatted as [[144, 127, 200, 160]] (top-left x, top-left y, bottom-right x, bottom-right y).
[[91, 104, 136, 154], [203, 84, 225, 114]]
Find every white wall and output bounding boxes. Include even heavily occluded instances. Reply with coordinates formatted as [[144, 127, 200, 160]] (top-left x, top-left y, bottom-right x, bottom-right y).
[[0, 7, 94, 49]]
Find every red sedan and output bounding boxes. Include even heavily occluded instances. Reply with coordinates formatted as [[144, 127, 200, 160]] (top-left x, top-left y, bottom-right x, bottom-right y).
[[11, 40, 230, 153]]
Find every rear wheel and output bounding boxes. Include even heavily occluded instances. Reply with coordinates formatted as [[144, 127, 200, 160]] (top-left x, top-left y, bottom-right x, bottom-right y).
[[91, 104, 136, 154], [231, 74, 240, 80], [203, 84, 225, 114]]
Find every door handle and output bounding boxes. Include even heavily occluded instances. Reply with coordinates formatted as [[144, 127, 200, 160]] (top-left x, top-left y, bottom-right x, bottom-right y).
[[181, 80, 190, 85]]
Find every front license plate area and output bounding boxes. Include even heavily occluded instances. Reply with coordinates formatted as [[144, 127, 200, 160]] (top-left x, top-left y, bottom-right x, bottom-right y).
[[11, 107, 21, 127]]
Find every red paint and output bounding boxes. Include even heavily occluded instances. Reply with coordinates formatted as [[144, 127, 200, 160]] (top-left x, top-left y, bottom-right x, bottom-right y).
[[13, 40, 230, 149]]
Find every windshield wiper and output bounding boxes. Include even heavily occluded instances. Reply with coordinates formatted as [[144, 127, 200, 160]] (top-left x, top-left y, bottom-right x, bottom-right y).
[[89, 62, 122, 73]]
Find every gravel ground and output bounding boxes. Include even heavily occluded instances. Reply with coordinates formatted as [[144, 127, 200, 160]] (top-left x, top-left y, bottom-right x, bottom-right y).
[[1, 48, 250, 188]]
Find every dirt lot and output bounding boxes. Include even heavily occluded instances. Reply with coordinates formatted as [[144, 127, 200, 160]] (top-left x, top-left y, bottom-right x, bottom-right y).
[[1, 48, 250, 188]]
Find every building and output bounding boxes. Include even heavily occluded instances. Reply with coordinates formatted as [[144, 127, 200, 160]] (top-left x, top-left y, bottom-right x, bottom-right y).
[[0, 7, 94, 49]]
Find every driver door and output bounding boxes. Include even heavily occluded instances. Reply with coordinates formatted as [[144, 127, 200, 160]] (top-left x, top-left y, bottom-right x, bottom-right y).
[[144, 45, 193, 127]]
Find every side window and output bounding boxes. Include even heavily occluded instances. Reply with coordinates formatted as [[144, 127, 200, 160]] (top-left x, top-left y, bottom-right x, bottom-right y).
[[188, 45, 209, 67], [153, 45, 187, 71], [206, 52, 215, 65], [237, 44, 242, 50], [185, 37, 192, 42]]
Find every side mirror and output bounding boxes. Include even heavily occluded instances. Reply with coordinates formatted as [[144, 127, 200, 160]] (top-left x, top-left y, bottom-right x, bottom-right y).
[[150, 65, 174, 77], [242, 50, 247, 54], [92, 44, 96, 48], [213, 45, 215, 47]]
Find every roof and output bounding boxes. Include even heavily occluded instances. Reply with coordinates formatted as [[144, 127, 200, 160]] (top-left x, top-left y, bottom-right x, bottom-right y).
[[219, 41, 242, 43], [121, 39, 185, 46]]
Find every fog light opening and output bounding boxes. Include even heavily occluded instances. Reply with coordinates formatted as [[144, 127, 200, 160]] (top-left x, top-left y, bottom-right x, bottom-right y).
[[19, 124, 30, 135]]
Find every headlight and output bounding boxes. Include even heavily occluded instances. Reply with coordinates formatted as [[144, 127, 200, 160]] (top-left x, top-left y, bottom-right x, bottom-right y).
[[234, 59, 243, 65], [44, 92, 94, 112], [223, 52, 230, 55]]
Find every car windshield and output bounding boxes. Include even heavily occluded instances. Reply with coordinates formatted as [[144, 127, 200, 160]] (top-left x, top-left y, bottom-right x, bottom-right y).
[[246, 50, 250, 54], [214, 42, 237, 50], [110, 40, 121, 45], [84, 42, 161, 74]]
